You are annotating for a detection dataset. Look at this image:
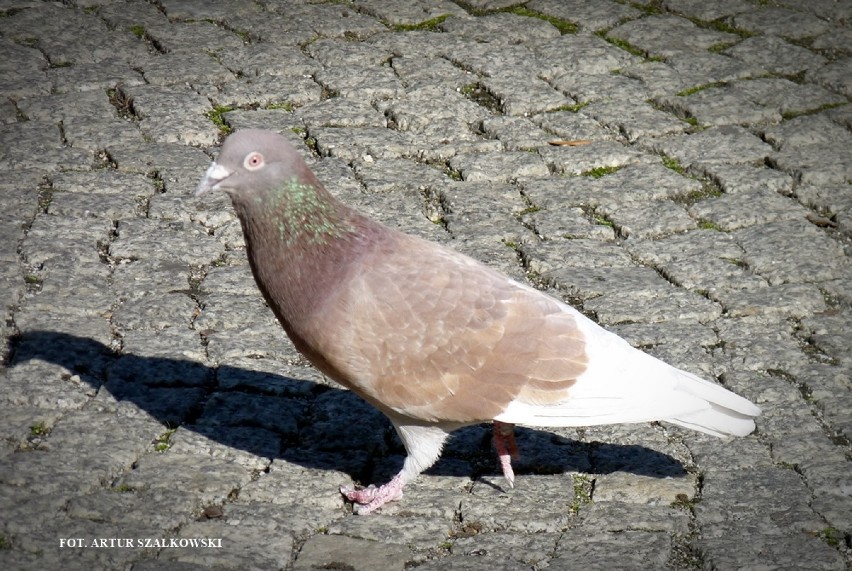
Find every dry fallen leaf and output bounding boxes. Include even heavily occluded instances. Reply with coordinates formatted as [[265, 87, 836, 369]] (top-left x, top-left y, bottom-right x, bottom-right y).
[[805, 213, 838, 228], [548, 139, 592, 146]]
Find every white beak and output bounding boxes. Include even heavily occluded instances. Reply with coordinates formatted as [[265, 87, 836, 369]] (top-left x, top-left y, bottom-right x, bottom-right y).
[[195, 162, 232, 196]]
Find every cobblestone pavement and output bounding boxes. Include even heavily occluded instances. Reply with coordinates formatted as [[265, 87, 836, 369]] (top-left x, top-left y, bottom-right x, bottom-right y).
[[1, 0, 851, 569]]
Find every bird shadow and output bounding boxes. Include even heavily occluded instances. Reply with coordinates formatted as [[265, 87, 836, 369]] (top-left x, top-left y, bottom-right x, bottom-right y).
[[4, 330, 687, 485]]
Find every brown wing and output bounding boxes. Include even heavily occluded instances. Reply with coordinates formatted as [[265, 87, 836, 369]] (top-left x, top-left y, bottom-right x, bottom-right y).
[[308, 232, 588, 424]]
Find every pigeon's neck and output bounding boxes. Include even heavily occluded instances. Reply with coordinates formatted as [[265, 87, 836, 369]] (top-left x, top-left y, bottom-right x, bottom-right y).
[[234, 176, 380, 328], [263, 176, 355, 247]]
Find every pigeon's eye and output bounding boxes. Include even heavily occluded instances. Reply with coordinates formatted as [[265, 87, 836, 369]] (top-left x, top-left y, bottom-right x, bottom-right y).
[[244, 152, 264, 170]]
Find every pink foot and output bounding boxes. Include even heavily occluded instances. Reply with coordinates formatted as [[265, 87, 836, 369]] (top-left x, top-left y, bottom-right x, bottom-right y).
[[493, 422, 519, 488], [340, 474, 404, 514]]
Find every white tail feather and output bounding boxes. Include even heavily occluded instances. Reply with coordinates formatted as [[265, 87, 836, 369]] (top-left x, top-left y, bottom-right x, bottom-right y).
[[495, 309, 761, 438]]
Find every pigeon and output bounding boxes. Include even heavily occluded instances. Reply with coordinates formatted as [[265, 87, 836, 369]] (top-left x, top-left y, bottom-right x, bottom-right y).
[[196, 129, 761, 514]]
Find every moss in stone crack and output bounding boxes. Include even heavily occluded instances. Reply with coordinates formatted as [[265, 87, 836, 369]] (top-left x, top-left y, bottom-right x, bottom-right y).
[[595, 31, 663, 61], [265, 101, 296, 112], [111, 484, 135, 493], [128, 24, 146, 39], [781, 101, 847, 121], [690, 17, 755, 39], [205, 105, 234, 135], [671, 493, 697, 510], [36, 179, 53, 213], [661, 155, 686, 174], [443, 165, 463, 181], [721, 257, 748, 269], [518, 205, 542, 216], [154, 428, 177, 453], [29, 421, 50, 436], [708, 42, 736, 53], [459, 82, 501, 112], [548, 101, 589, 113], [676, 81, 727, 97], [669, 526, 704, 569], [444, 1, 578, 26], [570, 473, 593, 514], [582, 165, 622, 178], [814, 526, 843, 548], [592, 214, 615, 228], [107, 87, 136, 120], [0, 535, 9, 549], [391, 13, 451, 32], [697, 219, 724, 231], [674, 181, 724, 206], [506, 6, 578, 34], [304, 136, 319, 154]]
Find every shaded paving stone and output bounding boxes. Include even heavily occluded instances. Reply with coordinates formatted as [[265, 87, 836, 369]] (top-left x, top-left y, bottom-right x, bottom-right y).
[[17, 90, 119, 123], [731, 6, 832, 39], [450, 531, 559, 568], [441, 12, 560, 45], [217, 43, 319, 78], [297, 98, 386, 129], [306, 37, 392, 67], [761, 113, 852, 152], [723, 35, 828, 76], [391, 55, 476, 90], [116, 451, 254, 504], [732, 77, 846, 117], [659, 83, 782, 128], [620, 60, 714, 98], [599, 199, 696, 239], [162, 518, 294, 570], [696, 163, 794, 195], [482, 72, 571, 116], [607, 14, 739, 59], [661, 0, 754, 21], [121, 84, 220, 146], [666, 52, 765, 85], [687, 188, 811, 231], [807, 58, 852, 98], [719, 283, 827, 319], [551, 530, 672, 569], [354, 0, 467, 26], [583, 100, 688, 142], [449, 151, 550, 182], [211, 75, 322, 109], [386, 84, 489, 130], [733, 218, 847, 285], [651, 125, 773, 168], [538, 140, 655, 175], [294, 534, 411, 571], [315, 65, 405, 102], [528, 0, 641, 31], [532, 110, 617, 142], [481, 116, 555, 151], [533, 33, 642, 78], [550, 72, 650, 106]]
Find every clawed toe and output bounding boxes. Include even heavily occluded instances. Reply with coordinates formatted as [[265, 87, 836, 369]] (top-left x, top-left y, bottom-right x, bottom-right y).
[[339, 476, 405, 514]]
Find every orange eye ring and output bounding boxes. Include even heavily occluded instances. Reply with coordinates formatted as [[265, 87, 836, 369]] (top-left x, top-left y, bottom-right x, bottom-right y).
[[244, 152, 264, 170]]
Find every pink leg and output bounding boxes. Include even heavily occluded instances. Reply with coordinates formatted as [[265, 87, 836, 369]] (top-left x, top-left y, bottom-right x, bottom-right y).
[[340, 473, 405, 514], [492, 421, 519, 488]]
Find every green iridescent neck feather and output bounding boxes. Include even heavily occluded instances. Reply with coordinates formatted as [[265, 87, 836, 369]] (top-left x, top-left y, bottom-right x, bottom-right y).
[[264, 177, 354, 246]]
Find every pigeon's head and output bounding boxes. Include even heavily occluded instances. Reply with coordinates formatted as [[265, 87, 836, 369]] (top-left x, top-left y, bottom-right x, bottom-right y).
[[196, 129, 306, 198]]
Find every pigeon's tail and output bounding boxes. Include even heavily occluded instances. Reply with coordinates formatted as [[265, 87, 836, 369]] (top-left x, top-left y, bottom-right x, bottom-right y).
[[494, 323, 761, 437], [662, 369, 760, 438]]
